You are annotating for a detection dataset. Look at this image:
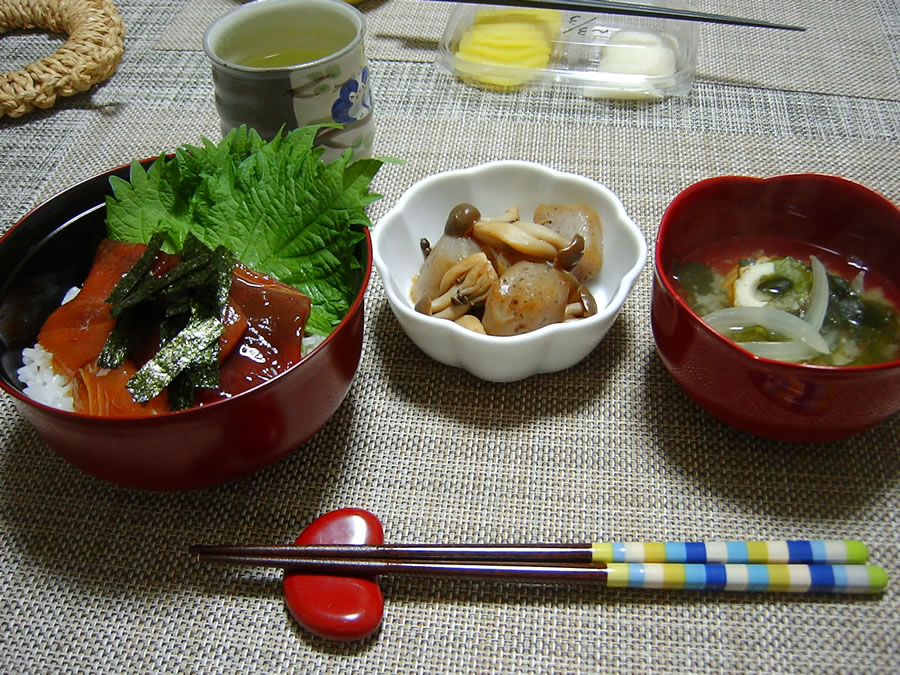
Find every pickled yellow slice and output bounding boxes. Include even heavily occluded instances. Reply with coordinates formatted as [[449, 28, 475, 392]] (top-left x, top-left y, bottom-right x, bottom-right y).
[[453, 9, 562, 89]]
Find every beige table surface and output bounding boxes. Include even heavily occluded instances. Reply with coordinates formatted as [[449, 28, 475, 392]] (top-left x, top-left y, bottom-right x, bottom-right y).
[[1, 0, 898, 672]]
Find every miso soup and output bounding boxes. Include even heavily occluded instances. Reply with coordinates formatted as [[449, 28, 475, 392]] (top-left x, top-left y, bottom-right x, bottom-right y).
[[671, 236, 900, 366]]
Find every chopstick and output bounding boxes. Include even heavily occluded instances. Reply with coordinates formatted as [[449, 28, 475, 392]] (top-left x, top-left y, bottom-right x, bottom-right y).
[[423, 0, 806, 32], [190, 539, 870, 564], [192, 556, 887, 594], [190, 540, 887, 594]]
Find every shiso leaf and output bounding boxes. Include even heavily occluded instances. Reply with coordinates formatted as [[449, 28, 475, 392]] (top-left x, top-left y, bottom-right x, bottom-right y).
[[105, 125, 384, 336], [107, 161, 190, 250]]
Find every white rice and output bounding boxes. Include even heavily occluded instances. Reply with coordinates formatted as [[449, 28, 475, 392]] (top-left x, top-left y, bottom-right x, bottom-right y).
[[17, 286, 80, 412], [301, 333, 326, 355], [18, 343, 76, 412]]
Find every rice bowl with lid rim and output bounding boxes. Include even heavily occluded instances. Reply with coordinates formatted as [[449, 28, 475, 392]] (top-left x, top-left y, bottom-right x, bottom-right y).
[[0, 156, 372, 490]]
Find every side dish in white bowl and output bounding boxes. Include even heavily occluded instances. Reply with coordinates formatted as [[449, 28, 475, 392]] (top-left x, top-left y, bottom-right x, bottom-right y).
[[373, 161, 647, 381]]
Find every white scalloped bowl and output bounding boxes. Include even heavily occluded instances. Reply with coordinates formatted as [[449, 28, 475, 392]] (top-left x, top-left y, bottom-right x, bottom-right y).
[[372, 161, 647, 382]]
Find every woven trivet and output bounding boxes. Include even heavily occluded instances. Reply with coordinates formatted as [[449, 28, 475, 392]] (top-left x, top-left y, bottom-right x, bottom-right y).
[[0, 0, 124, 118]]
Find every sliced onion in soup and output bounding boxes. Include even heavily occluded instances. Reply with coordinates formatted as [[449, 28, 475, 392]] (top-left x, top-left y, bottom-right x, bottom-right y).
[[804, 255, 829, 332], [702, 306, 830, 355], [735, 340, 819, 362]]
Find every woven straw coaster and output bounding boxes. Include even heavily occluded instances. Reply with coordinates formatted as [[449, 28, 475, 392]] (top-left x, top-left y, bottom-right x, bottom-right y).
[[0, 0, 125, 118]]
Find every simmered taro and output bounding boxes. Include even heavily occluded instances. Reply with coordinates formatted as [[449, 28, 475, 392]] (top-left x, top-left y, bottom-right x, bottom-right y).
[[533, 202, 604, 283], [482, 261, 572, 336], [412, 203, 603, 336], [410, 206, 483, 306]]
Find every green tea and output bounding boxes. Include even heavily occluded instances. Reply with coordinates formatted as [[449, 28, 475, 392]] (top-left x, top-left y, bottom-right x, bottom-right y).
[[239, 47, 333, 68]]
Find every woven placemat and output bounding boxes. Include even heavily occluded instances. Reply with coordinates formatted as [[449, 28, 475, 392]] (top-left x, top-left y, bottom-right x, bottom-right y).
[[2, 0, 899, 666], [1, 51, 898, 670], [0, 0, 125, 118], [157, 0, 900, 100]]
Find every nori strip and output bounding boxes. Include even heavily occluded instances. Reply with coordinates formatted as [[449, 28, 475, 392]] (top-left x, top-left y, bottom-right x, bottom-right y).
[[102, 233, 238, 408], [163, 292, 193, 317], [109, 249, 214, 317], [182, 342, 220, 389], [159, 265, 218, 302], [105, 231, 166, 307], [180, 231, 207, 259], [97, 310, 135, 369], [172, 248, 235, 393], [166, 373, 196, 411], [126, 314, 224, 403], [211, 246, 236, 315], [160, 311, 190, 344]]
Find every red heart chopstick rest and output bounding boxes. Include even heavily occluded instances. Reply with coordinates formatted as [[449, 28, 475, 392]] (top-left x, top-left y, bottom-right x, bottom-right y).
[[283, 508, 385, 641]]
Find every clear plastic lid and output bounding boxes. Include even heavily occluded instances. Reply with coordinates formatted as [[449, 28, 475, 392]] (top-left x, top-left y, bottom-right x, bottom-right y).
[[435, 4, 698, 99]]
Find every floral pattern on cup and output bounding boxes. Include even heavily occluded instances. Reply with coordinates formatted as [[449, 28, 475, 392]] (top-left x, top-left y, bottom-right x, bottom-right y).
[[332, 67, 372, 124]]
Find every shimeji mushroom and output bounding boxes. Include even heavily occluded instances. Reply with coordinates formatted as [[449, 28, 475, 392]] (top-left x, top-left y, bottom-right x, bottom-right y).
[[414, 252, 498, 320], [411, 202, 604, 336], [472, 214, 570, 261]]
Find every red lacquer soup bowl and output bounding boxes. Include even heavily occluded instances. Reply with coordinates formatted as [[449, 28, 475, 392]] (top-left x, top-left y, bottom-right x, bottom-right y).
[[0, 160, 371, 489], [651, 174, 900, 442]]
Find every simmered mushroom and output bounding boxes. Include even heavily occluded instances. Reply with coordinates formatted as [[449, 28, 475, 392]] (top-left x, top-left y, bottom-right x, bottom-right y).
[[455, 314, 487, 334], [554, 234, 585, 271], [411, 202, 603, 336], [415, 252, 498, 320], [444, 203, 481, 237], [564, 284, 598, 320], [473, 217, 570, 260]]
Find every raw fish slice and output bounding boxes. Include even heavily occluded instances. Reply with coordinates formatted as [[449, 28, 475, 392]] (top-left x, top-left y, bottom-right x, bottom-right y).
[[196, 263, 312, 403], [38, 240, 148, 377], [78, 361, 169, 416], [38, 239, 312, 413]]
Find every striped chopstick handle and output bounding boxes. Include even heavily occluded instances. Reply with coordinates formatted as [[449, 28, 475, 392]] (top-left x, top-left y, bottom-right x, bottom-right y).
[[604, 563, 888, 594], [591, 540, 867, 564]]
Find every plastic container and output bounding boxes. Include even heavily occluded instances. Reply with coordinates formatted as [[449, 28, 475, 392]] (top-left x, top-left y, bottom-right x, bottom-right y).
[[435, 3, 698, 99]]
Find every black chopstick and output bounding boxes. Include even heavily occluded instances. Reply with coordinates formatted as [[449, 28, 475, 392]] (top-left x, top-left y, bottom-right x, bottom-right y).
[[188, 539, 872, 565], [190, 543, 595, 562], [425, 0, 806, 31], [195, 554, 610, 581]]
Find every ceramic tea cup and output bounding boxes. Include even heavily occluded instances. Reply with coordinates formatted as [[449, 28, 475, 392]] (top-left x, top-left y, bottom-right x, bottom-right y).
[[203, 0, 375, 162]]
